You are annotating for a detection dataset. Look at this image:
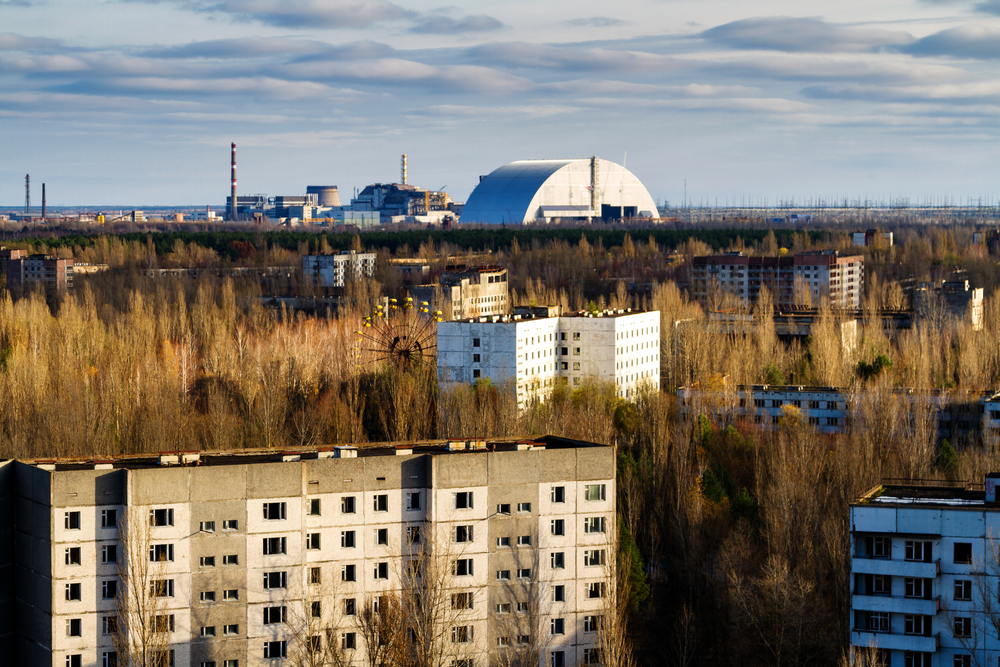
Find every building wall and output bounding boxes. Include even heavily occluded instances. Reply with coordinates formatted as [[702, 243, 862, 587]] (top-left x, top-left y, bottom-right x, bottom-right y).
[[303, 252, 376, 288]]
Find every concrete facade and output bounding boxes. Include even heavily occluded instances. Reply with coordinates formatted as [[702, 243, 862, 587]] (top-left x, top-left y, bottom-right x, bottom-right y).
[[7, 437, 615, 667], [302, 251, 376, 288], [6, 254, 74, 293], [411, 266, 509, 321], [437, 309, 660, 404], [914, 280, 985, 331]]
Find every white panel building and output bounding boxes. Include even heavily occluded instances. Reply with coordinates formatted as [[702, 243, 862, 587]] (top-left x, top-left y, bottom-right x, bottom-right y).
[[437, 309, 661, 404], [302, 251, 376, 288]]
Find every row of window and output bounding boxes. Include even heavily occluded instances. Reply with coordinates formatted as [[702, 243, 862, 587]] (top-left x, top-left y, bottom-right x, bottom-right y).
[[855, 573, 972, 601], [855, 610, 972, 638], [859, 536, 973, 564]]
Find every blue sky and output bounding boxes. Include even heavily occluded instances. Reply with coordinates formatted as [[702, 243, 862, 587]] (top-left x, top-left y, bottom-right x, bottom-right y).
[[1, 0, 999, 206]]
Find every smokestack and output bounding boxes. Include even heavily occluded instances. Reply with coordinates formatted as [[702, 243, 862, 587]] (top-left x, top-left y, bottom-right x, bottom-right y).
[[24, 174, 29, 214], [401, 154, 407, 185], [229, 142, 237, 221], [42, 183, 46, 220]]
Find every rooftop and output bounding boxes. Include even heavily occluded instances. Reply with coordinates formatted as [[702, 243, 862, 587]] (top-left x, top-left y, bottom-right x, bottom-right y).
[[448, 308, 655, 324], [856, 479, 987, 507], [16, 435, 605, 473]]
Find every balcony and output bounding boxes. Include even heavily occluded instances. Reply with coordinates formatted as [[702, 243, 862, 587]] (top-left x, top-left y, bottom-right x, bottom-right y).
[[851, 631, 939, 653], [852, 558, 940, 579], [852, 595, 940, 616]]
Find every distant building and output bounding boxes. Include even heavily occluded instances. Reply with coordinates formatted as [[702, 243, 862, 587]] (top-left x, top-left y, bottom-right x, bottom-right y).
[[914, 280, 984, 331], [437, 308, 660, 404], [706, 308, 859, 354], [389, 260, 431, 284], [411, 265, 509, 320], [350, 183, 452, 224], [691, 251, 864, 309], [302, 251, 376, 288], [852, 229, 893, 247], [6, 254, 74, 293], [0, 247, 26, 282]]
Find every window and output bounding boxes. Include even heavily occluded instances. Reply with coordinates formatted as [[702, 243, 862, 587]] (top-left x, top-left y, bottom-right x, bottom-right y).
[[955, 543, 973, 564], [223, 624, 239, 636], [150, 509, 174, 526], [151, 580, 174, 597], [101, 509, 118, 529], [408, 526, 422, 544], [308, 499, 321, 516], [65, 511, 81, 530], [341, 633, 356, 650], [954, 617, 972, 638], [573, 362, 581, 371], [455, 525, 474, 542], [263, 537, 286, 555], [517, 602, 529, 613], [223, 519, 238, 531], [65, 547, 81, 566], [551, 486, 565, 503], [263, 571, 287, 589], [584, 550, 605, 567], [473, 338, 480, 347], [452, 592, 474, 610], [869, 536, 891, 558], [473, 354, 480, 363], [307, 533, 321, 550], [151, 650, 173, 667], [264, 641, 287, 659], [496, 503, 511, 515], [341, 496, 356, 514], [585, 484, 606, 501], [497, 537, 511, 548], [584, 615, 601, 633], [152, 614, 175, 633], [310, 567, 321, 584], [517, 535, 531, 546], [517, 502, 531, 513], [342, 565, 356, 582], [518, 635, 530, 646], [573, 332, 580, 341], [200, 556, 216, 567], [374, 562, 389, 579], [311, 601, 321, 618], [553, 585, 565, 602], [103, 616, 118, 635], [66, 618, 82, 637], [551, 552, 565, 569], [407, 492, 421, 510], [518, 568, 532, 579], [574, 347, 581, 356], [497, 637, 511, 647], [200, 521, 215, 533], [871, 574, 891, 596], [583, 648, 603, 665], [376, 528, 389, 545], [551, 520, 564, 536], [263, 606, 287, 625], [66, 656, 81, 667], [905, 540, 931, 563], [150, 544, 174, 562], [551, 618, 565, 635], [219, 554, 237, 566], [341, 531, 356, 548], [455, 492, 474, 509], [224, 662, 239, 667], [454, 559, 474, 576], [588, 582, 605, 599], [200, 591, 216, 602], [495, 603, 510, 614], [584, 517, 606, 534], [101, 579, 117, 599], [201, 626, 216, 637], [497, 570, 510, 580], [955, 579, 972, 601], [473, 369, 481, 379], [904, 615, 930, 636], [374, 494, 388, 512], [451, 626, 473, 643], [223, 589, 238, 601], [263, 502, 286, 521], [905, 578, 931, 600], [344, 598, 356, 615]]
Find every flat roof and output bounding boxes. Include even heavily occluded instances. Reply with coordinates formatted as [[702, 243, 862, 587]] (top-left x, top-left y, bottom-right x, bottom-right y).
[[854, 480, 987, 507], [16, 435, 607, 472]]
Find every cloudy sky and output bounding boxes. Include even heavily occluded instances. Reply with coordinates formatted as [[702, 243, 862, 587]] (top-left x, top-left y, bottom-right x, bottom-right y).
[[2, 0, 999, 207]]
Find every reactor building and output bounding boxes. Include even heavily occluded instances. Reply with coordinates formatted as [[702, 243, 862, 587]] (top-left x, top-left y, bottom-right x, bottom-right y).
[[460, 157, 658, 224]]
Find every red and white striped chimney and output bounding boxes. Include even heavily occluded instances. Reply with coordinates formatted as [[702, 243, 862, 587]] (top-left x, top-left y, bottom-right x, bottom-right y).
[[229, 142, 237, 221]]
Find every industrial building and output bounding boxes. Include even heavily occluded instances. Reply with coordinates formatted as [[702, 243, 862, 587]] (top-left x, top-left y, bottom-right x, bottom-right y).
[[410, 265, 509, 321], [849, 476, 1000, 667], [914, 280, 984, 331], [302, 251, 376, 288], [437, 307, 660, 405], [459, 157, 659, 224], [2, 436, 615, 667], [691, 251, 864, 309]]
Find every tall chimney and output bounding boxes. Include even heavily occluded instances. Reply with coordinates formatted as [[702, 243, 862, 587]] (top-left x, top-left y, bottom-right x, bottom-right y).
[[401, 154, 407, 185], [229, 142, 237, 221], [24, 174, 29, 214], [42, 183, 46, 220]]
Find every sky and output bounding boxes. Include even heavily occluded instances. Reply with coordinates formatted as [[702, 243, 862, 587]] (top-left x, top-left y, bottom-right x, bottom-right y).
[[1, 0, 999, 207]]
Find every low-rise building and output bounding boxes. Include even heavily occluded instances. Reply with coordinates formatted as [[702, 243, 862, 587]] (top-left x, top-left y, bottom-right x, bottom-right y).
[[437, 308, 660, 404], [411, 265, 509, 320], [303, 251, 376, 288]]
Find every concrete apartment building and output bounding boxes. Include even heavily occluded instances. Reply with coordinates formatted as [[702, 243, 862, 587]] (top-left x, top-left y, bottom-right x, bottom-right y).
[[691, 250, 864, 309], [4, 436, 615, 667], [411, 266, 509, 321], [914, 280, 985, 331], [5, 254, 74, 293], [849, 476, 1000, 667], [302, 251, 376, 288], [437, 307, 660, 404]]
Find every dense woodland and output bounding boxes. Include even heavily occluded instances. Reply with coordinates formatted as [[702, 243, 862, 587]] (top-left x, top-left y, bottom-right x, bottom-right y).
[[3, 223, 1000, 665]]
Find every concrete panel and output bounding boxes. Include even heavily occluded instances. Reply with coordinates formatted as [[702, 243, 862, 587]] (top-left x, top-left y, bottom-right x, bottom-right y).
[[433, 453, 488, 489], [50, 469, 122, 507], [304, 457, 366, 495], [191, 500, 248, 536], [191, 465, 248, 503], [575, 447, 614, 482], [487, 451, 540, 486], [851, 506, 896, 534], [30, 467, 50, 506], [247, 463, 300, 499], [897, 507, 941, 534], [131, 466, 191, 504], [363, 456, 407, 492], [941, 508, 984, 538], [31, 502, 49, 541], [536, 449, 576, 484]]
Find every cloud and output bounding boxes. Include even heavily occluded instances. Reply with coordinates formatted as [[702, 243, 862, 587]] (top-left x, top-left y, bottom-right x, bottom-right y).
[[0, 33, 63, 51], [701, 16, 913, 53], [277, 58, 533, 93], [142, 37, 334, 59], [696, 53, 964, 85], [126, 0, 415, 29], [902, 25, 1000, 59], [564, 17, 625, 27], [408, 14, 504, 34], [801, 81, 1000, 103], [467, 42, 681, 73]]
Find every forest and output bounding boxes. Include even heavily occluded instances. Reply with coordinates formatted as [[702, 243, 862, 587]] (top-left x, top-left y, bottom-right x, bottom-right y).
[[1, 222, 999, 665]]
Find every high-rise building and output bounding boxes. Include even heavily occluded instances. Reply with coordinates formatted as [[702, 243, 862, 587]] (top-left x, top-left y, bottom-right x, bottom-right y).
[[5, 436, 615, 667], [411, 265, 509, 321], [303, 251, 376, 288], [5, 254, 74, 293]]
